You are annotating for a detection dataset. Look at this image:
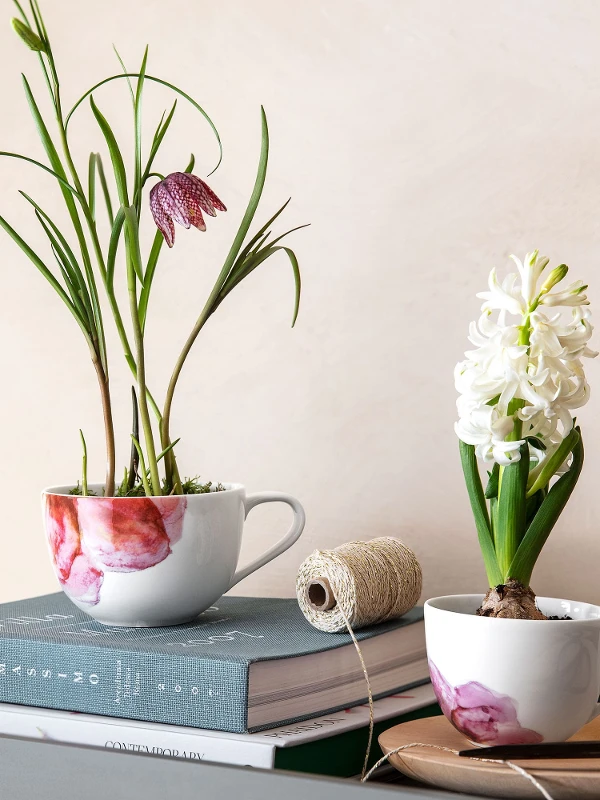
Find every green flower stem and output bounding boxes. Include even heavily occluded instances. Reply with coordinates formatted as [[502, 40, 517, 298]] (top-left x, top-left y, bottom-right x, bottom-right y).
[[54, 103, 117, 495], [494, 316, 532, 580], [124, 206, 161, 495], [161, 108, 270, 491], [161, 300, 213, 493], [91, 352, 116, 498]]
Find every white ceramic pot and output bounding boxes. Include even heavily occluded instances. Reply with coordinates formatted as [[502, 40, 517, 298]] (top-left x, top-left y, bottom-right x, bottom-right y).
[[43, 483, 305, 627], [425, 594, 600, 745]]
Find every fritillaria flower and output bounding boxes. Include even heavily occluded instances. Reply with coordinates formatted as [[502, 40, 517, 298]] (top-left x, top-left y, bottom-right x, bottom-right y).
[[150, 172, 226, 247]]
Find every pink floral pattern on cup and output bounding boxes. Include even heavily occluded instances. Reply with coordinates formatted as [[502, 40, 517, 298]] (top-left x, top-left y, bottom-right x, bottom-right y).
[[45, 494, 187, 606], [429, 660, 543, 745]]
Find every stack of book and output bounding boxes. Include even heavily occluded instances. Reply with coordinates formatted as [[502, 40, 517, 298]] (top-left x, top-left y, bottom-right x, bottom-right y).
[[0, 592, 438, 777]]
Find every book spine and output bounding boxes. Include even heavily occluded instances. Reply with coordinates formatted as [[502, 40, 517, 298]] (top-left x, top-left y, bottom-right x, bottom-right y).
[[0, 637, 249, 732], [0, 708, 274, 769]]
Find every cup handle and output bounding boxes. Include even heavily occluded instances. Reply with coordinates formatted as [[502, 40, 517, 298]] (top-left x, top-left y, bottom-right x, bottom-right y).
[[588, 704, 600, 723], [230, 492, 306, 588]]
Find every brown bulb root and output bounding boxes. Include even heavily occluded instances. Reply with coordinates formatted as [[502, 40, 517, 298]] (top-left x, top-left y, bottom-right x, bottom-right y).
[[476, 579, 548, 620]]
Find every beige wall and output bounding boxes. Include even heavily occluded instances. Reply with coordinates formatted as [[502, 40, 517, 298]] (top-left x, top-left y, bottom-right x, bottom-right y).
[[0, 0, 599, 606]]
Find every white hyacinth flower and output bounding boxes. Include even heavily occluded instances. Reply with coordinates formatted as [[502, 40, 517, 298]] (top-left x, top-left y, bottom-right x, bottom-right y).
[[455, 251, 597, 465]]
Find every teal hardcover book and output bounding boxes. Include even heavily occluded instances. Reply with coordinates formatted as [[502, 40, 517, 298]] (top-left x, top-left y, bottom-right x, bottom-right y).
[[0, 593, 427, 733]]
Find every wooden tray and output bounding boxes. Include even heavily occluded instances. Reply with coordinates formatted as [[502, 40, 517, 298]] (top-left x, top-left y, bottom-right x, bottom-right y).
[[378, 715, 600, 799]]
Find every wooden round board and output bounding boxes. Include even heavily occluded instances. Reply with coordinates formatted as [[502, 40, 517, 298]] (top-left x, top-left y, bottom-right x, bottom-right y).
[[378, 715, 600, 799]]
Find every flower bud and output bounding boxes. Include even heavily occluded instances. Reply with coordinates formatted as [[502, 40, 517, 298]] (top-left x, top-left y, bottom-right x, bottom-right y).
[[540, 264, 568, 294], [11, 18, 45, 52]]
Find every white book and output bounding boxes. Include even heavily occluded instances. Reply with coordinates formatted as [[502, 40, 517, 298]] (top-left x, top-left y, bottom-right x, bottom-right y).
[[0, 683, 436, 770]]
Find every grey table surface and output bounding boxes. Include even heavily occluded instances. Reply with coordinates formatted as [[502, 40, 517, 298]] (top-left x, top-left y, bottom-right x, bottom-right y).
[[0, 734, 497, 800]]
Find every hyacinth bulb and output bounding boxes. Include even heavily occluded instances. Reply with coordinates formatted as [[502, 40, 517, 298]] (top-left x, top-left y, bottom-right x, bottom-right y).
[[149, 172, 226, 248]]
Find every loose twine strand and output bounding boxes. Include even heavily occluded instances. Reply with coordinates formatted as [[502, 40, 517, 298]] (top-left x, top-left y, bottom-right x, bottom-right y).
[[296, 538, 555, 799]]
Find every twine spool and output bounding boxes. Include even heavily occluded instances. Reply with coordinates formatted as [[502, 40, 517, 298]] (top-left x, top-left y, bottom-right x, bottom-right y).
[[296, 537, 422, 633]]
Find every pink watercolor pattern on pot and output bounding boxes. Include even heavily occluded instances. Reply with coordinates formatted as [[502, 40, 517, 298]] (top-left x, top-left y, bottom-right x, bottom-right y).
[[429, 660, 543, 745], [45, 494, 187, 606]]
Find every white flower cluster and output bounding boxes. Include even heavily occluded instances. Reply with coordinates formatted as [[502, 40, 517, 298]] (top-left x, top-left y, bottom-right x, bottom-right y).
[[455, 251, 597, 466]]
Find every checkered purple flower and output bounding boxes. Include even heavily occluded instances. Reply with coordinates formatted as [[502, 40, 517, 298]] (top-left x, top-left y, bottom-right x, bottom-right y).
[[149, 172, 226, 248]]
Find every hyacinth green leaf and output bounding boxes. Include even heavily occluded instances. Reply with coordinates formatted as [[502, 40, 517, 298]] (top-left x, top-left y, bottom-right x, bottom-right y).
[[495, 442, 529, 579], [525, 488, 546, 528], [459, 440, 502, 586], [509, 431, 584, 586], [139, 155, 194, 333], [484, 463, 499, 500], [525, 435, 546, 452], [107, 207, 126, 288], [88, 153, 96, 220], [65, 74, 222, 175], [526, 428, 579, 498], [89, 95, 129, 206]]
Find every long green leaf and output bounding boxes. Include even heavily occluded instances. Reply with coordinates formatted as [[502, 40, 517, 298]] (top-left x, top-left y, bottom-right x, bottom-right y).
[[229, 198, 291, 279], [459, 440, 502, 586], [526, 428, 579, 497], [219, 245, 302, 326], [495, 442, 529, 579], [20, 75, 107, 371], [65, 73, 222, 174], [0, 150, 79, 196], [107, 207, 126, 289], [39, 215, 92, 328], [141, 99, 177, 186], [87, 152, 96, 219], [89, 95, 129, 205], [20, 192, 95, 335], [0, 215, 90, 341], [133, 47, 148, 216], [112, 46, 134, 105], [123, 206, 144, 284], [94, 153, 114, 225], [283, 247, 301, 327], [139, 231, 162, 333], [213, 106, 269, 296], [509, 432, 584, 585], [51, 244, 89, 324]]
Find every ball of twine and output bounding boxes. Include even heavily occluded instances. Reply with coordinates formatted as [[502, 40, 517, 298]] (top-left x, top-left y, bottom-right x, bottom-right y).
[[296, 537, 422, 633]]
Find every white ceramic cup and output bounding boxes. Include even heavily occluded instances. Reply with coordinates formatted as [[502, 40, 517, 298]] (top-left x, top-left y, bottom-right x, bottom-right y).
[[425, 594, 600, 745], [43, 483, 305, 627]]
